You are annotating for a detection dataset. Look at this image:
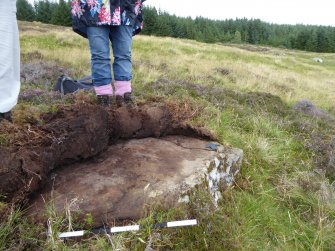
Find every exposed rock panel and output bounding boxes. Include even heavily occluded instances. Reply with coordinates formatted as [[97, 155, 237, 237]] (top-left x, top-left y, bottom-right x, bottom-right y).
[[28, 136, 243, 227]]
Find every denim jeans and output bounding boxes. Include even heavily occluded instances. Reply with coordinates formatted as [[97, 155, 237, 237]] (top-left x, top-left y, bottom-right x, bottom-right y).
[[87, 25, 133, 87]]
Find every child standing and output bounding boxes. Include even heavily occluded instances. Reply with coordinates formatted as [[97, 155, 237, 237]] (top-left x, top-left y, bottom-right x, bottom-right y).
[[71, 0, 145, 106]]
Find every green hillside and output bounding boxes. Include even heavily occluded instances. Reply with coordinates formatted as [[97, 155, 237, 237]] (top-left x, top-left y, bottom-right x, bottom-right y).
[[1, 21, 335, 250]]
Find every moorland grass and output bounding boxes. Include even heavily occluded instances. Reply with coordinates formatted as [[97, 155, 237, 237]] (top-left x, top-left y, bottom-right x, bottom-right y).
[[0, 21, 334, 250]]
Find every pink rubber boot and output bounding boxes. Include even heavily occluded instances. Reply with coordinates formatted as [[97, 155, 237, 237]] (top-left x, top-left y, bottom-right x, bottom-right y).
[[114, 81, 133, 106], [94, 84, 113, 106]]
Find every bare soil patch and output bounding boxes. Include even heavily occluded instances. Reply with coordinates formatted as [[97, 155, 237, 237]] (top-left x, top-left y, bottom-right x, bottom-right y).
[[0, 103, 214, 205]]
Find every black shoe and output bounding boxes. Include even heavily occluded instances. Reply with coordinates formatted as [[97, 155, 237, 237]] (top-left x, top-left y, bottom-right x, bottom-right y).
[[97, 95, 113, 107], [0, 111, 12, 123], [116, 92, 134, 107]]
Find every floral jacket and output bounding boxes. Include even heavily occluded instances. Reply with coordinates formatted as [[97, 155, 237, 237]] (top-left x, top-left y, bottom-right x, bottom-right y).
[[71, 0, 145, 38]]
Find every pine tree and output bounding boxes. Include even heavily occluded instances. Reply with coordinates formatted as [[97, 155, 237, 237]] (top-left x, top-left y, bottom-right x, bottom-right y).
[[233, 31, 242, 44], [51, 0, 71, 26], [184, 18, 196, 40], [306, 29, 317, 52], [16, 0, 35, 21], [142, 7, 159, 35], [35, 0, 53, 24], [155, 13, 173, 37], [328, 29, 335, 52], [315, 29, 328, 52]]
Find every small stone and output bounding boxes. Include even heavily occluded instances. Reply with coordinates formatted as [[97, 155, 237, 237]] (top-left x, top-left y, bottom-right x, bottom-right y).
[[220, 172, 228, 179], [214, 157, 221, 168], [149, 190, 164, 198], [178, 195, 190, 203], [226, 165, 231, 174], [144, 183, 151, 191], [208, 179, 213, 188], [209, 168, 218, 181], [224, 176, 234, 186], [214, 191, 222, 203], [312, 58, 323, 63], [206, 143, 220, 151]]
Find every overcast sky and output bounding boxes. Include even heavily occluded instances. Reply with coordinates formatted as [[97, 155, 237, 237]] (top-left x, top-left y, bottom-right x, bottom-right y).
[[28, 0, 335, 26], [145, 0, 335, 26]]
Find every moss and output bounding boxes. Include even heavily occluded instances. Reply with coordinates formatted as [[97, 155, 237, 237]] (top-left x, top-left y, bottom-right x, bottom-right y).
[[0, 135, 9, 147]]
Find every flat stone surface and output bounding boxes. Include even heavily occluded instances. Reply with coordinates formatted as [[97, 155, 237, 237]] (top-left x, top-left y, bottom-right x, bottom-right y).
[[28, 136, 242, 226]]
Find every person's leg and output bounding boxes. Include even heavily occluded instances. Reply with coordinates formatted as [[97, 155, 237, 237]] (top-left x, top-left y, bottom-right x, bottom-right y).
[[87, 26, 113, 104], [0, 3, 20, 120], [109, 25, 133, 102]]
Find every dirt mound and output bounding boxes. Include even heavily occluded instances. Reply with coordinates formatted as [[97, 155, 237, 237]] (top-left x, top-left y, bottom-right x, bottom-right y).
[[0, 103, 214, 204], [294, 100, 334, 122], [152, 78, 290, 116], [20, 61, 68, 88], [292, 100, 335, 178]]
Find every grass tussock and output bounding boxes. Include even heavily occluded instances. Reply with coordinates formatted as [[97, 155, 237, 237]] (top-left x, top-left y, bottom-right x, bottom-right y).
[[0, 21, 334, 250]]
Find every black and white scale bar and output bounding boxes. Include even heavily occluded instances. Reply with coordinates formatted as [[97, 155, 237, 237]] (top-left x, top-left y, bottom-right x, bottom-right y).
[[59, 219, 197, 238]]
